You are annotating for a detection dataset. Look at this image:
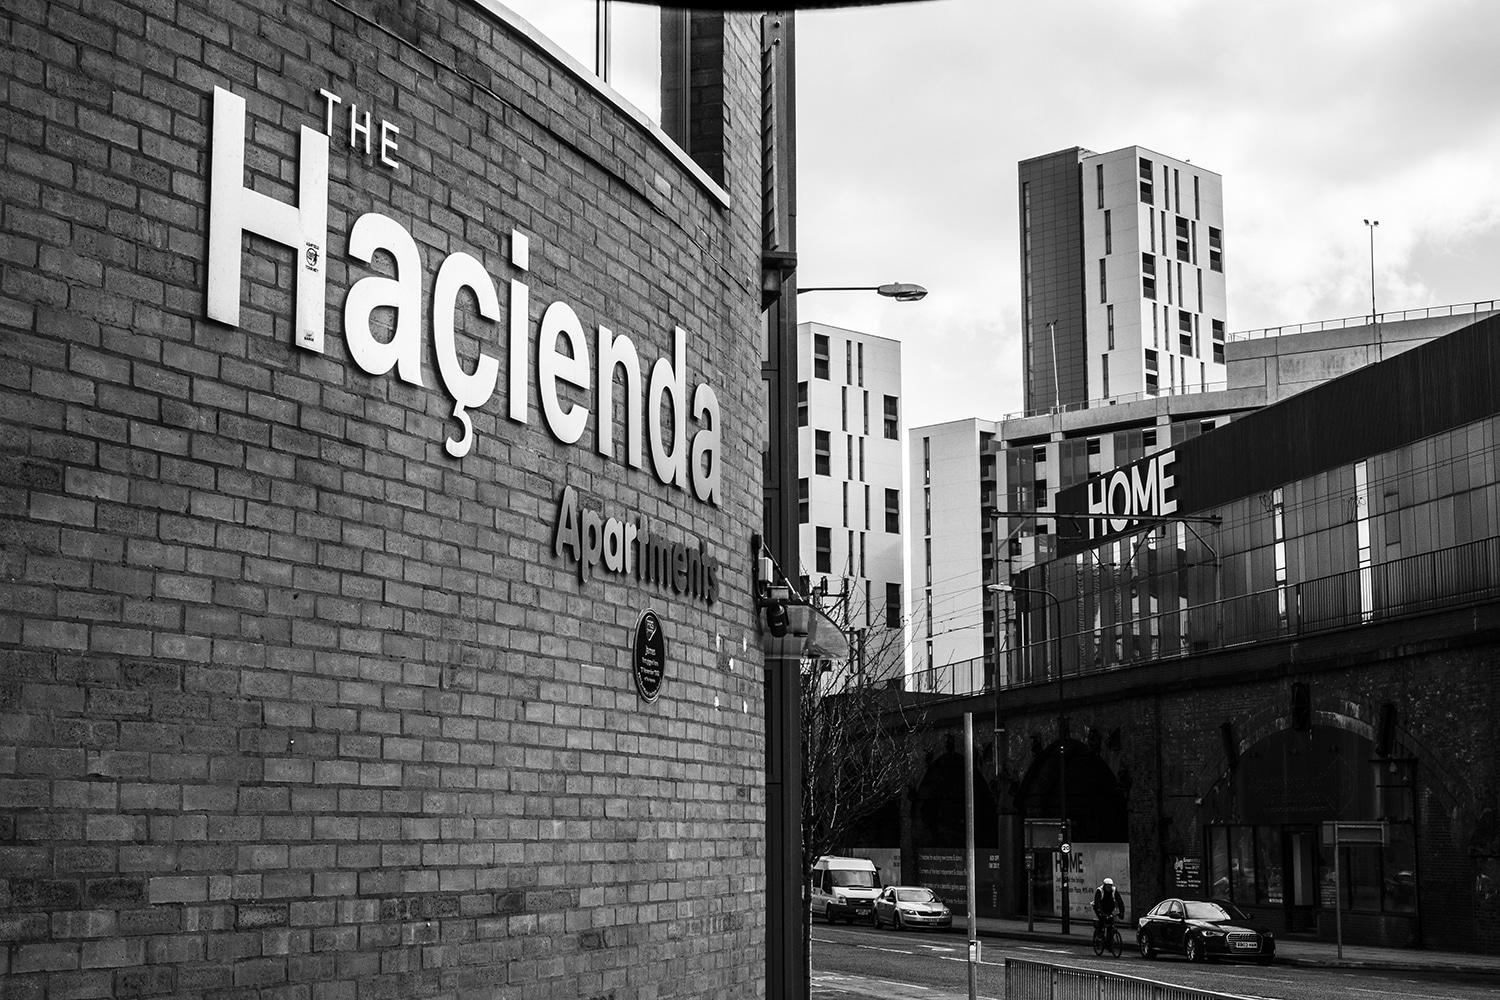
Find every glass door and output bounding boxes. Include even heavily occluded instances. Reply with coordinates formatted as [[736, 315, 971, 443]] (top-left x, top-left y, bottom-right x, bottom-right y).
[[1282, 826, 1319, 933]]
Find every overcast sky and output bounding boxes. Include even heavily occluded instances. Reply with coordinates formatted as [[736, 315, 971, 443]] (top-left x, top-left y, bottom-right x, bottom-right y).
[[793, 0, 1500, 430]]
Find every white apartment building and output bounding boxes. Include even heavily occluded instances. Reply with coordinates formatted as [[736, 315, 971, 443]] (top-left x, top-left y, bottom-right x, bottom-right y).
[[906, 418, 998, 691], [1019, 146, 1227, 415], [798, 321, 907, 685]]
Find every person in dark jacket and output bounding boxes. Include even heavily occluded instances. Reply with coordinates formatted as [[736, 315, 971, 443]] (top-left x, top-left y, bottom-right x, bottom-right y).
[[1093, 877, 1124, 929]]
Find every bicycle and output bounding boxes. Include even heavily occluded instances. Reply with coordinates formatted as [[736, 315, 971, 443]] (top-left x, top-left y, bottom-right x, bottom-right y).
[[1091, 917, 1123, 958]]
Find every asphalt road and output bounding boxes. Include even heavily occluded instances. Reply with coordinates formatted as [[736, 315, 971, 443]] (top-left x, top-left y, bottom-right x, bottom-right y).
[[810, 922, 1500, 1000]]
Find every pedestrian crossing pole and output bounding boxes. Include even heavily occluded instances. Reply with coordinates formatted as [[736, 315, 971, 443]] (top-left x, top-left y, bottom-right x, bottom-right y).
[[965, 712, 979, 1000]]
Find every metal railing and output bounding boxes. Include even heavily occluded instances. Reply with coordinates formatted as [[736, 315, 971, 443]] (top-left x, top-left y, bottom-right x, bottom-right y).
[[1007, 379, 1232, 421], [1005, 958, 1261, 1000], [906, 535, 1500, 698], [1227, 299, 1498, 342], [988, 300, 1499, 422], [905, 656, 987, 697], [1004, 535, 1500, 687]]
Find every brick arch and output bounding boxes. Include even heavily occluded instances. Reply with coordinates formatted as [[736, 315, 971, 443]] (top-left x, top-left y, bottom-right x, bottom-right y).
[[1194, 685, 1470, 821], [911, 750, 999, 850], [1015, 737, 1129, 843]]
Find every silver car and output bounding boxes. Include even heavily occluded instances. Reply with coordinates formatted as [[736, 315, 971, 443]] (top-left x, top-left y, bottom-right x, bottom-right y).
[[872, 886, 953, 931]]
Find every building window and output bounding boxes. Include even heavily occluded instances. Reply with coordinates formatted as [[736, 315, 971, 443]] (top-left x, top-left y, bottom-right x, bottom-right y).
[[1173, 168, 1181, 215], [1103, 209, 1112, 254], [858, 438, 865, 480], [815, 430, 830, 476], [846, 435, 854, 479], [1142, 252, 1157, 301], [883, 395, 899, 439], [1148, 209, 1155, 253], [1101, 354, 1110, 397], [1138, 156, 1153, 204], [840, 386, 847, 432], [885, 489, 900, 533], [842, 482, 848, 527], [1193, 175, 1200, 219], [864, 484, 871, 530], [814, 334, 829, 379], [1212, 319, 1226, 364], [797, 381, 808, 427], [885, 583, 902, 629], [1152, 306, 1159, 347], [922, 436, 930, 483], [1209, 227, 1223, 272], [798, 478, 808, 523], [1107, 304, 1115, 349], [1175, 215, 1190, 262], [1096, 163, 1104, 209], [923, 490, 931, 535], [857, 343, 865, 386], [815, 526, 831, 574], [863, 393, 870, 435], [845, 340, 853, 383], [1033, 479, 1048, 509]]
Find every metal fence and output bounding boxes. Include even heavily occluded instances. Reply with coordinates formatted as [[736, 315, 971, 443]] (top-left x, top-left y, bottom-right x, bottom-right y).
[[1226, 299, 1498, 342], [906, 534, 1500, 699], [1004, 958, 1260, 1000]]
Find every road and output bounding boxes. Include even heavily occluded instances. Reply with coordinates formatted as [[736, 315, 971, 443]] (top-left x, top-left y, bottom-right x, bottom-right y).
[[810, 922, 1500, 1000]]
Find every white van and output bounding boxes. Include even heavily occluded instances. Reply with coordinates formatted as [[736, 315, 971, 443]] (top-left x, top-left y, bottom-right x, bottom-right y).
[[809, 856, 881, 923]]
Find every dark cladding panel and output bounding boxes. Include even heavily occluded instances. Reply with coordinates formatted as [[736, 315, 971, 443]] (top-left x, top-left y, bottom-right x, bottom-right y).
[[1056, 314, 1500, 555]]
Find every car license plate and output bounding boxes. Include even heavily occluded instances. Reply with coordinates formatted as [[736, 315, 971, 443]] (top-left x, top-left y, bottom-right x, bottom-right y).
[[855, 908, 871, 916], [1233, 940, 1256, 950]]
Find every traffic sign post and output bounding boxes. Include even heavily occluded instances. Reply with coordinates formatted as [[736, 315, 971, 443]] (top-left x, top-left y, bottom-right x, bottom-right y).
[[1323, 821, 1386, 959]]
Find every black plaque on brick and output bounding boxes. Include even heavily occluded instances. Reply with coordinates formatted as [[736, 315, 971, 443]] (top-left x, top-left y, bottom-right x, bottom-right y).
[[632, 609, 666, 703]]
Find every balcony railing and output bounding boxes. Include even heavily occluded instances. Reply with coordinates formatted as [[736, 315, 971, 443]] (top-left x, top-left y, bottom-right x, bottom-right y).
[[1227, 300, 1498, 343], [905, 535, 1500, 699]]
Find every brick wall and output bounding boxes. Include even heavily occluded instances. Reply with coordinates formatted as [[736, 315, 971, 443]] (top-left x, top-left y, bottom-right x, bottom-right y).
[[1, 1, 770, 996], [971, 631, 1500, 951]]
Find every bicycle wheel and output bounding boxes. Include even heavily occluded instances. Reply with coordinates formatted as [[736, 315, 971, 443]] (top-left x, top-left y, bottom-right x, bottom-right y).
[[1092, 927, 1104, 956], [1108, 927, 1123, 958]]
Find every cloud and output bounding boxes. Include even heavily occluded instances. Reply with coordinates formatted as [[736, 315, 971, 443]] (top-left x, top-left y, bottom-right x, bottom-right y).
[[797, 0, 1500, 426]]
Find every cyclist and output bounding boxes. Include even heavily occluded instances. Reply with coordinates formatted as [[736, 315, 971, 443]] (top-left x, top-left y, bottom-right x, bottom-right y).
[[1093, 877, 1124, 931]]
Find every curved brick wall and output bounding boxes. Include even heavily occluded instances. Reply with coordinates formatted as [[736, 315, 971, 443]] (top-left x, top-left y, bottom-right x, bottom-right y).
[[1, 2, 768, 996]]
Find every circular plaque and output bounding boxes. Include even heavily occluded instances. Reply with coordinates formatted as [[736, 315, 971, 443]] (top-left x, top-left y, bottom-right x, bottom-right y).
[[632, 609, 666, 703]]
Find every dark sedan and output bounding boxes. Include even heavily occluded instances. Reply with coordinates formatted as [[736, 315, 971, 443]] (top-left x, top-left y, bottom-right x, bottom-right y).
[[1136, 898, 1275, 964]]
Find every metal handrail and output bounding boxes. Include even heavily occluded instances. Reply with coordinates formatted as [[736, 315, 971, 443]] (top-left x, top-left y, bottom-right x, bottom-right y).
[[988, 300, 1499, 423], [907, 535, 1500, 698], [1227, 299, 1498, 343], [1005, 957, 1263, 1000]]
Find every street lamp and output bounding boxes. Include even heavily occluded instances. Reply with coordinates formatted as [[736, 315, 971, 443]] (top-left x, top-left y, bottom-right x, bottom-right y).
[[990, 580, 1070, 934], [1363, 219, 1380, 360], [797, 282, 928, 302]]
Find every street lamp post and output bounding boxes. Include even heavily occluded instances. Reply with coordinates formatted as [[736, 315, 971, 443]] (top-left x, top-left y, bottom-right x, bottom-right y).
[[797, 282, 928, 302], [1363, 219, 1380, 360], [991, 580, 1069, 933]]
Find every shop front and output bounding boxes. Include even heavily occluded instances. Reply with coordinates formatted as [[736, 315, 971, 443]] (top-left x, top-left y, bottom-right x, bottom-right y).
[[1199, 725, 1419, 946]]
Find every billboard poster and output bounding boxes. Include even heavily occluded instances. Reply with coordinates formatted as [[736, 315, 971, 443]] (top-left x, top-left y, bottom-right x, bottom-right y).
[[1056, 842, 1132, 924]]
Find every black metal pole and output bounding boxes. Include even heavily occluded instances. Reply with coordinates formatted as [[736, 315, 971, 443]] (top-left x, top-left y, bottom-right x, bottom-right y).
[[1053, 587, 1068, 934]]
